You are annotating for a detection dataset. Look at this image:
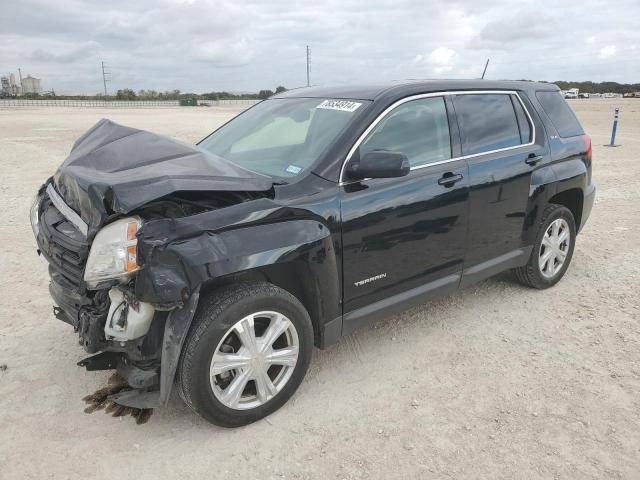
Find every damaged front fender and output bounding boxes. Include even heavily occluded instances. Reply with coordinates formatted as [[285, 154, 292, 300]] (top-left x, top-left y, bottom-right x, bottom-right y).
[[111, 205, 339, 407], [134, 201, 338, 308]]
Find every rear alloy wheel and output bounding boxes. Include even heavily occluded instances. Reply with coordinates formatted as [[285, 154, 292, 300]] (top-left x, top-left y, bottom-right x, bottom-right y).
[[538, 218, 571, 278], [513, 204, 576, 289], [178, 282, 313, 427]]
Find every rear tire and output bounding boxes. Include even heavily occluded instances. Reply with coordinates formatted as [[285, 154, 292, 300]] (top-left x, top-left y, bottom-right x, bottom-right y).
[[177, 282, 314, 427], [513, 204, 576, 289]]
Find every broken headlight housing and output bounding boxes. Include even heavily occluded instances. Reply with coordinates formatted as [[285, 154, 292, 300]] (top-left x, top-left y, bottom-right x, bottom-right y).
[[30, 193, 41, 239], [84, 217, 142, 288]]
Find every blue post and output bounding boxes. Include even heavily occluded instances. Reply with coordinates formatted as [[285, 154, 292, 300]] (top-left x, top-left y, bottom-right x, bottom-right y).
[[609, 107, 619, 146]]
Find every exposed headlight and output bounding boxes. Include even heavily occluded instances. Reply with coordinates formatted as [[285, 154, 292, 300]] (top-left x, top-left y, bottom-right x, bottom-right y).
[[30, 193, 41, 239], [84, 217, 142, 288]]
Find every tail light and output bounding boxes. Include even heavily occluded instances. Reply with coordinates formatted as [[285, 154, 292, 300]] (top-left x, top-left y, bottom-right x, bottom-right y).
[[582, 133, 592, 162]]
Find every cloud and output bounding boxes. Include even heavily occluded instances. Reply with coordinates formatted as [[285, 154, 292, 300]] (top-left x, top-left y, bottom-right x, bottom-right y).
[[598, 45, 617, 59], [1, 0, 639, 93], [413, 47, 459, 74], [191, 37, 255, 66], [28, 41, 101, 63], [474, 10, 558, 48]]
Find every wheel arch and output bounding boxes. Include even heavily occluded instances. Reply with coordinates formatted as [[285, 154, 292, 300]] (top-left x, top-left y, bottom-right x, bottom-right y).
[[200, 256, 340, 349], [548, 158, 588, 228], [548, 188, 584, 230], [523, 159, 588, 246]]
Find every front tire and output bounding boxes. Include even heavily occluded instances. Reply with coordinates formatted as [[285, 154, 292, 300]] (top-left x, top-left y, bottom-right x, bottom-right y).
[[513, 204, 576, 289], [178, 282, 314, 427]]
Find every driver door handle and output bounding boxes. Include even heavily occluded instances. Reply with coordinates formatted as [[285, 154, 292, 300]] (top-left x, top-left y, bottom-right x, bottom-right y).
[[438, 172, 464, 187], [525, 154, 543, 166]]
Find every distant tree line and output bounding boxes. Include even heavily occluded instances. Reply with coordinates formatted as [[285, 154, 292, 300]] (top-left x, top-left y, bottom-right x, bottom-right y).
[[117, 89, 181, 100], [200, 86, 287, 100], [547, 81, 640, 94], [8, 86, 289, 101], [11, 81, 640, 100]]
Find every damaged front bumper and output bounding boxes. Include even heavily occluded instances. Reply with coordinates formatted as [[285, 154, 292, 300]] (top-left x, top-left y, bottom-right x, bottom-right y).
[[76, 291, 199, 409], [33, 186, 200, 409]]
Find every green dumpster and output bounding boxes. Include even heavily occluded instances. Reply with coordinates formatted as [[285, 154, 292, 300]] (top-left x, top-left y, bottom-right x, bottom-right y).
[[179, 98, 198, 106]]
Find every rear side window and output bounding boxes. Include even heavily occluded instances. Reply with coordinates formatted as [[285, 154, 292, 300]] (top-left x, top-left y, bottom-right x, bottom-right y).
[[536, 91, 584, 137], [453, 94, 522, 155]]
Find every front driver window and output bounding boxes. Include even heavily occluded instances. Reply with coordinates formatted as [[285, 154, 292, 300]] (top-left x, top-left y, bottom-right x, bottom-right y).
[[359, 96, 451, 168]]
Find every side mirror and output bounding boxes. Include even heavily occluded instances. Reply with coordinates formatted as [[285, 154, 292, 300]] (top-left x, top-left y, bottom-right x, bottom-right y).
[[346, 150, 410, 180]]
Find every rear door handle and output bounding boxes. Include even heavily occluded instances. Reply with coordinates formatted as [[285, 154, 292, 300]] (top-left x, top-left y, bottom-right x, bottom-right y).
[[438, 172, 464, 187], [525, 154, 543, 166]]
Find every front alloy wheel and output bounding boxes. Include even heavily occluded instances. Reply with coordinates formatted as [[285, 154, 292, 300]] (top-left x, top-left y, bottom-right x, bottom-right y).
[[210, 312, 299, 410], [178, 282, 313, 427]]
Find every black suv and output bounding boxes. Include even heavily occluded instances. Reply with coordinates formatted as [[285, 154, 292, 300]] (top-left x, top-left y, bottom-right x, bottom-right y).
[[31, 80, 595, 427]]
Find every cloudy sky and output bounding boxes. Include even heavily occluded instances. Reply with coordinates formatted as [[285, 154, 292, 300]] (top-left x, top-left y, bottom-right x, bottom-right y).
[[1, 0, 639, 94]]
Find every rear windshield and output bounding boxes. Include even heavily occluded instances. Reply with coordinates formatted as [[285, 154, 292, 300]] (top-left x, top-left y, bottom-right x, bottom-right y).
[[536, 91, 584, 138]]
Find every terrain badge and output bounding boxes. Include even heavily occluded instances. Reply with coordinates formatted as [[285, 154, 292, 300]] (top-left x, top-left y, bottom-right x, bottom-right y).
[[354, 273, 387, 287]]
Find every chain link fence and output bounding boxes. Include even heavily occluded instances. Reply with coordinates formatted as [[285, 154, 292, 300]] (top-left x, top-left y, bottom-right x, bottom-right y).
[[0, 99, 261, 108]]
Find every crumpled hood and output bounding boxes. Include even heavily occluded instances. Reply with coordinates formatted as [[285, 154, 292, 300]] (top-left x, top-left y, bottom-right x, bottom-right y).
[[52, 119, 272, 230]]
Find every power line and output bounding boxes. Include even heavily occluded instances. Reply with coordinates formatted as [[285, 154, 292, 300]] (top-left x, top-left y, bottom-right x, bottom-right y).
[[306, 45, 310, 87], [101, 61, 111, 96]]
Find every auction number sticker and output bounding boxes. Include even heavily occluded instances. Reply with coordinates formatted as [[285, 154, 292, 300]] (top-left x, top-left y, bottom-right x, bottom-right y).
[[285, 165, 303, 174], [316, 99, 362, 112]]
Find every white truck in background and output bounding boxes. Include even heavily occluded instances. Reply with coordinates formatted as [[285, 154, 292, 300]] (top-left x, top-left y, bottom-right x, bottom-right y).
[[563, 88, 579, 99]]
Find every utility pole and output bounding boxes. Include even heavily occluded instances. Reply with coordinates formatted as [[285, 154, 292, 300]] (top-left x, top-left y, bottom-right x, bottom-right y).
[[306, 45, 310, 87], [101, 61, 110, 96], [481, 58, 490, 79]]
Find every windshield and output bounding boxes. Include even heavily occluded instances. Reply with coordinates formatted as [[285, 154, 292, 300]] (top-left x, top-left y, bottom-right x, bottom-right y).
[[199, 98, 370, 179]]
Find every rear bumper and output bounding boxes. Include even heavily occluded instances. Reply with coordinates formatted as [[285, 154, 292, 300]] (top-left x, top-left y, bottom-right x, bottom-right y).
[[580, 184, 596, 232]]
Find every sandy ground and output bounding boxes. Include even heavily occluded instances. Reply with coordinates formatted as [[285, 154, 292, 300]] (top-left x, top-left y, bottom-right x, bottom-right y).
[[0, 99, 639, 479]]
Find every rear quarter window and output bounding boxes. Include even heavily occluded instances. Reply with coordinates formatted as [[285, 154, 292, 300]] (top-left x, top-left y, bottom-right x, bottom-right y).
[[511, 95, 532, 144], [536, 91, 584, 138]]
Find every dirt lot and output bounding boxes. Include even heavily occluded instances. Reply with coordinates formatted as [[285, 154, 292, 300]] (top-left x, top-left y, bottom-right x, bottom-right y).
[[1, 99, 639, 479]]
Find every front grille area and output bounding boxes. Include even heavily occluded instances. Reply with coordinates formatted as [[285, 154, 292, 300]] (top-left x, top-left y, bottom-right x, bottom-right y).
[[37, 195, 90, 293]]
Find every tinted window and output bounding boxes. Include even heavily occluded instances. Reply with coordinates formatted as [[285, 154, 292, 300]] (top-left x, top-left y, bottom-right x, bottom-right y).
[[453, 94, 522, 155], [511, 95, 532, 143], [536, 91, 584, 137], [359, 97, 451, 168]]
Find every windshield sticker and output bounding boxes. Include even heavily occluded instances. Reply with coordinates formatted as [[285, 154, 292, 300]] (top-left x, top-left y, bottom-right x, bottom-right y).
[[316, 99, 362, 113], [285, 165, 303, 175]]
